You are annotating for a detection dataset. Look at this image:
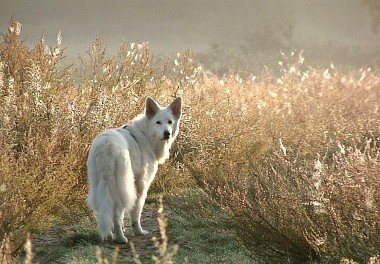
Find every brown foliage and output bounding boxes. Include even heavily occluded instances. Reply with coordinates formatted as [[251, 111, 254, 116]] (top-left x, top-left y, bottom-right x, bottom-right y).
[[175, 53, 380, 262], [0, 19, 379, 263]]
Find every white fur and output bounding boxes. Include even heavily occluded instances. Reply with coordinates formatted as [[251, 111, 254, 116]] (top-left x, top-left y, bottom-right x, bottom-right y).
[[87, 97, 182, 243]]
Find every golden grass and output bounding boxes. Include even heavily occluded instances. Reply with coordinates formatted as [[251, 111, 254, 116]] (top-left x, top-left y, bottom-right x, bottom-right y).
[[0, 19, 379, 263], [175, 53, 380, 262]]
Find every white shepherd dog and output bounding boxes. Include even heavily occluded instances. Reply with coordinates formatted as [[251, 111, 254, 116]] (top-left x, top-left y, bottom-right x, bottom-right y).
[[87, 97, 182, 243]]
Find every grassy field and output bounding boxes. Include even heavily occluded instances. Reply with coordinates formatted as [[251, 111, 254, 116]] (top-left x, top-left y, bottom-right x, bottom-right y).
[[1, 20, 379, 263]]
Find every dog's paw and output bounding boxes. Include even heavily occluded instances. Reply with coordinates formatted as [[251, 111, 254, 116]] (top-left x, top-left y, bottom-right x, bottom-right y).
[[101, 233, 114, 243], [140, 230, 149, 235], [115, 235, 128, 244], [135, 229, 149, 236]]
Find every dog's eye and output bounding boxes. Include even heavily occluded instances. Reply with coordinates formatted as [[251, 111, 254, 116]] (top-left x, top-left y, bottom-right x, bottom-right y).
[[156, 121, 161, 125], [168, 120, 173, 124]]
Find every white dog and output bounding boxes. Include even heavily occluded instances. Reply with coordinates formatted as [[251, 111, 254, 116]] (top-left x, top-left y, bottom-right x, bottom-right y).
[[86, 97, 182, 243]]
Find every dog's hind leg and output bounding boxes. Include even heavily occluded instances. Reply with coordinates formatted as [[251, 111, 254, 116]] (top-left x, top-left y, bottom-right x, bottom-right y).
[[114, 207, 128, 243]]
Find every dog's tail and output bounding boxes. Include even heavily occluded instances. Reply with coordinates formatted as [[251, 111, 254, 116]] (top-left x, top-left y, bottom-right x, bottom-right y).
[[87, 143, 136, 241], [96, 178, 115, 240]]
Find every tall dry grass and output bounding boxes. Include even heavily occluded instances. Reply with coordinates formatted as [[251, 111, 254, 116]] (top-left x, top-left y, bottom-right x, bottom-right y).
[[0, 19, 379, 263], [175, 52, 380, 262], [0, 19, 196, 254]]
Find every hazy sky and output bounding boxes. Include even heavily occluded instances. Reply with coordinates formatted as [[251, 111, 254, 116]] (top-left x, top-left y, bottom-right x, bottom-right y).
[[1, 0, 380, 57]]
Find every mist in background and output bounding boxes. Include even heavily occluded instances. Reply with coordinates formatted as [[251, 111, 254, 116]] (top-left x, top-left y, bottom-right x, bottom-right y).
[[1, 0, 380, 72]]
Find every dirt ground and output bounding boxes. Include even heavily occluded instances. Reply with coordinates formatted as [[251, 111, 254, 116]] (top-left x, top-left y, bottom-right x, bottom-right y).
[[30, 204, 162, 263]]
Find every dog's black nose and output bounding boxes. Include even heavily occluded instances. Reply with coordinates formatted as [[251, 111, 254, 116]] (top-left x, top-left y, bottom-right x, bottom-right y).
[[163, 130, 170, 139]]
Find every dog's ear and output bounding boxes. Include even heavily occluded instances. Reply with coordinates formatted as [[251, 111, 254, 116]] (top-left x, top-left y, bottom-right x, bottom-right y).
[[146, 97, 160, 118], [169, 97, 182, 119]]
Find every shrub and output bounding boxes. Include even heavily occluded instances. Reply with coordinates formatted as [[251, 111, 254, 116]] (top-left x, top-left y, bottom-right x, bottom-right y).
[[176, 54, 380, 262]]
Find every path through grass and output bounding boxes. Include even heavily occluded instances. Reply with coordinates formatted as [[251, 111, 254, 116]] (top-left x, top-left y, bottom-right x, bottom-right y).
[[26, 198, 253, 263]]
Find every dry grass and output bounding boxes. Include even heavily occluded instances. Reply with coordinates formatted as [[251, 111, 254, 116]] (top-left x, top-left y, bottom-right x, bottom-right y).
[[175, 52, 380, 262], [0, 19, 379, 263]]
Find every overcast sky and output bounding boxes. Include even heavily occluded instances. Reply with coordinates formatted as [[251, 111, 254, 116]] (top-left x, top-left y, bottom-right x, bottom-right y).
[[1, 0, 380, 57]]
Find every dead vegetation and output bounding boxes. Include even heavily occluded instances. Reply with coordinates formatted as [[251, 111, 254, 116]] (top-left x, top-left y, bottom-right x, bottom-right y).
[[0, 19, 379, 263]]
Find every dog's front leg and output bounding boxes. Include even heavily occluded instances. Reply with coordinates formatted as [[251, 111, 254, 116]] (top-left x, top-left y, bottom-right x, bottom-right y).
[[130, 183, 149, 236]]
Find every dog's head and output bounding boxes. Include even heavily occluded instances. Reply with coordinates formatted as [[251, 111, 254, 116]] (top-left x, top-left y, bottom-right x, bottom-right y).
[[145, 96, 182, 143]]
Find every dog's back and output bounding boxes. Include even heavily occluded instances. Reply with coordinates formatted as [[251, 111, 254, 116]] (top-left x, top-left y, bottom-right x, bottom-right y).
[[87, 129, 137, 240]]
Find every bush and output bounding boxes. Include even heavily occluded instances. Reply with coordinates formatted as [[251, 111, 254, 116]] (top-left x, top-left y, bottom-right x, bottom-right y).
[[176, 53, 380, 262]]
